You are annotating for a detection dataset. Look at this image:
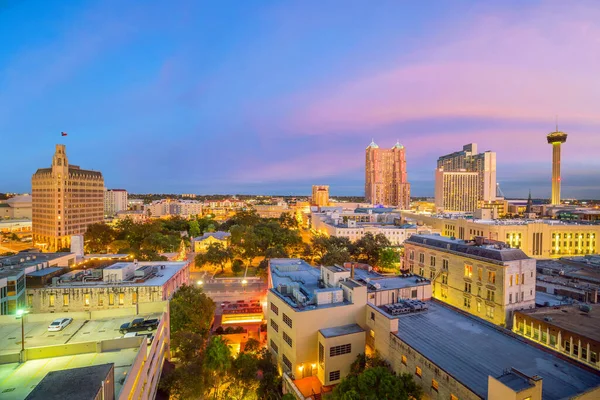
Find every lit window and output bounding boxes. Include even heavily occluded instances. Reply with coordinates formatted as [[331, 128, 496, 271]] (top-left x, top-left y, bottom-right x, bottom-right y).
[[464, 265, 472, 277], [132, 292, 137, 305], [109, 293, 115, 306], [84, 293, 90, 306], [63, 294, 69, 307], [401, 355, 407, 365], [432, 379, 439, 392], [415, 366, 422, 377]]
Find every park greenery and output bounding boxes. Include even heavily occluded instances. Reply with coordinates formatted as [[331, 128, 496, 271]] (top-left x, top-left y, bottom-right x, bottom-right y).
[[161, 284, 282, 400], [330, 353, 422, 400]]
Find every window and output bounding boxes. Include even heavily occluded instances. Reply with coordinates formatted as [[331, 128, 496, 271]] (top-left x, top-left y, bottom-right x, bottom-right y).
[[464, 265, 472, 277], [319, 343, 324, 366], [477, 267, 483, 281], [49, 294, 55, 307], [574, 343, 580, 356], [27, 294, 33, 308], [441, 274, 448, 284], [98, 296, 104, 306], [409, 250, 414, 260], [522, 273, 525, 284], [432, 379, 439, 392], [509, 275, 513, 286], [591, 352, 597, 363], [132, 292, 137, 305], [63, 294, 69, 307], [464, 282, 471, 293], [109, 293, 115, 306], [463, 297, 471, 308], [442, 259, 449, 269], [582, 347, 588, 359], [283, 313, 293, 328], [118, 293, 124, 305], [486, 290, 495, 302], [330, 344, 352, 357], [509, 293, 512, 303], [401, 355, 407, 365], [419, 253, 424, 263], [488, 271, 496, 284], [283, 332, 293, 347], [282, 355, 292, 371], [270, 339, 278, 354], [564, 341, 571, 352], [430, 256, 436, 266], [516, 274, 519, 285], [486, 306, 495, 319], [476, 301, 481, 312], [411, 289, 417, 298], [270, 320, 279, 332], [415, 366, 422, 377], [270, 302, 279, 315], [370, 311, 375, 321], [329, 370, 341, 382], [450, 395, 459, 400], [84, 293, 90, 306]]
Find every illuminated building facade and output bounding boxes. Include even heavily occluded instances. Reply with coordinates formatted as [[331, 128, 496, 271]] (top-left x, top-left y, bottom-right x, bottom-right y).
[[434, 169, 479, 212], [32, 144, 104, 251], [311, 185, 330, 208], [435, 143, 496, 211], [547, 129, 568, 205], [402, 211, 599, 259], [365, 140, 410, 209]]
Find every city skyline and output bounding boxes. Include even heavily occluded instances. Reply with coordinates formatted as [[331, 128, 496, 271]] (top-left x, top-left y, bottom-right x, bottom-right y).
[[2, 1, 600, 198]]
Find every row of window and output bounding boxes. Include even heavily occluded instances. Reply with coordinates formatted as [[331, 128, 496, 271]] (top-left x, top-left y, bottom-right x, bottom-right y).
[[330, 343, 351, 357], [402, 354, 458, 398], [464, 265, 496, 284], [46, 292, 136, 307]]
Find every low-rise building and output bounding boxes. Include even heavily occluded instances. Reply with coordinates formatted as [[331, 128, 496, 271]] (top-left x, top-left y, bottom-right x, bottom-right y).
[[254, 203, 291, 219], [192, 231, 231, 253], [367, 300, 600, 400], [536, 258, 600, 303], [27, 260, 190, 313], [401, 211, 600, 258], [0, 218, 32, 234], [513, 304, 600, 371], [0, 302, 170, 400], [404, 234, 536, 327], [147, 199, 202, 218], [0, 252, 75, 315], [0, 195, 32, 220]]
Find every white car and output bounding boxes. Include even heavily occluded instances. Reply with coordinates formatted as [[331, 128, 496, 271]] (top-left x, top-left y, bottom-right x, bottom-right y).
[[48, 318, 73, 332]]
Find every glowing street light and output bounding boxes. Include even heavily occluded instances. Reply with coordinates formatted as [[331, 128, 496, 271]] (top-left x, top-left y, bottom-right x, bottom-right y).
[[197, 280, 203, 285]]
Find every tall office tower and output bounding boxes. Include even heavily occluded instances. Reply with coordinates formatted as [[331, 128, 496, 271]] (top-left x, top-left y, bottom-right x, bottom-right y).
[[434, 169, 479, 212], [32, 144, 104, 251], [311, 185, 330, 207], [365, 140, 411, 209], [547, 129, 568, 205], [104, 189, 128, 217], [436, 143, 496, 211]]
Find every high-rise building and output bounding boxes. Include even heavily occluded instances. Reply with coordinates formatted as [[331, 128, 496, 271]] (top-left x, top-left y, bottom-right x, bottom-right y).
[[104, 189, 128, 217], [435, 143, 496, 211], [365, 140, 410, 209], [32, 144, 104, 251], [434, 169, 479, 212], [547, 129, 568, 205], [311, 185, 330, 207]]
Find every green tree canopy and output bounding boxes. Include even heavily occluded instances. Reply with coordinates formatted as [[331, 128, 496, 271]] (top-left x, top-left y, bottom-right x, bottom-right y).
[[85, 223, 116, 253], [353, 233, 391, 266]]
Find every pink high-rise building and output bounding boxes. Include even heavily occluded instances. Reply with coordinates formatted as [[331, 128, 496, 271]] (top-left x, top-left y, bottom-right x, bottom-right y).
[[365, 140, 410, 209]]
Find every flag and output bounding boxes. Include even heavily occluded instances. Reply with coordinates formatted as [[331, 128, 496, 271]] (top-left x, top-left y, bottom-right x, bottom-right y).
[[61, 132, 68, 136]]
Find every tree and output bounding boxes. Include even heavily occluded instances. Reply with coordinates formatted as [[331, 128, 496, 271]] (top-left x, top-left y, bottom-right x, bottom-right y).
[[204, 336, 232, 399], [170, 284, 215, 340], [353, 233, 391, 266], [203, 242, 233, 273], [331, 366, 420, 400], [189, 220, 201, 238], [85, 223, 116, 253], [107, 239, 130, 254], [378, 248, 399, 272], [230, 225, 259, 267], [231, 259, 244, 276]]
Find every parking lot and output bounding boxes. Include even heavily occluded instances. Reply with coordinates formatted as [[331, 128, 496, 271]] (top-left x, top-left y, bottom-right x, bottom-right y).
[[0, 313, 162, 355]]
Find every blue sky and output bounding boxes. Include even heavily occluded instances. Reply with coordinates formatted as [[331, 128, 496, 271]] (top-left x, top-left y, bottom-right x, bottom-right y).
[[2, 1, 600, 198]]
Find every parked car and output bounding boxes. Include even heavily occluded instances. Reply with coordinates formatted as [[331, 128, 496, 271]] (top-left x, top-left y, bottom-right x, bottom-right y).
[[119, 317, 159, 334], [48, 318, 73, 332], [124, 332, 155, 345]]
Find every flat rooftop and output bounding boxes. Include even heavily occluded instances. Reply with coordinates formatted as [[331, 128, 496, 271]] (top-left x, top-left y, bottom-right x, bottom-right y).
[[495, 371, 535, 392], [26, 267, 63, 277], [393, 303, 600, 400], [0, 252, 73, 279], [367, 275, 430, 291], [25, 363, 113, 400], [406, 234, 529, 263], [519, 304, 600, 342], [320, 324, 364, 338]]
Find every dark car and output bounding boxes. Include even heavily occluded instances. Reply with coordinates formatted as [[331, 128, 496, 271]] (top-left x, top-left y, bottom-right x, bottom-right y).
[[119, 317, 159, 334]]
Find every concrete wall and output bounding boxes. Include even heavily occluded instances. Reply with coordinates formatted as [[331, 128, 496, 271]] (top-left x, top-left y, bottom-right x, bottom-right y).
[[318, 330, 365, 386]]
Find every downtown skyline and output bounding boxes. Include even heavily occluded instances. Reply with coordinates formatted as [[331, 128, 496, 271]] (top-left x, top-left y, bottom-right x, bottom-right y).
[[2, 1, 600, 198]]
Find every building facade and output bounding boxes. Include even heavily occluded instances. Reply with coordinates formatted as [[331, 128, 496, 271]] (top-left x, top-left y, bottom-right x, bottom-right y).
[[146, 199, 202, 218], [365, 140, 410, 209], [436, 143, 497, 211], [0, 195, 32, 220], [402, 211, 600, 259], [104, 189, 128, 217], [32, 144, 104, 251], [404, 234, 536, 327], [311, 185, 330, 208], [192, 231, 231, 253], [434, 169, 480, 212]]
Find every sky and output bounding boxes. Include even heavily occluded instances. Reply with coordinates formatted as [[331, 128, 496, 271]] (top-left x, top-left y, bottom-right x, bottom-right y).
[[1, 1, 600, 198]]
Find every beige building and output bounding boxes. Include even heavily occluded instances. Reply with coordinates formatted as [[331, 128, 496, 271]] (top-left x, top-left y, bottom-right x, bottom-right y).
[[104, 189, 128, 217], [366, 301, 600, 400], [0, 194, 32, 220], [311, 185, 329, 208], [365, 140, 410, 209], [27, 260, 190, 313], [404, 234, 536, 327], [254, 203, 291, 218], [146, 199, 202, 218], [402, 211, 600, 259], [434, 168, 479, 212], [32, 144, 104, 251], [192, 231, 231, 253], [437, 143, 497, 207]]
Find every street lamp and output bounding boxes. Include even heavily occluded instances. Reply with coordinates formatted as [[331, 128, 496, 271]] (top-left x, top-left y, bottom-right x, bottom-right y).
[[241, 279, 247, 293], [16, 309, 28, 363], [197, 280, 203, 285]]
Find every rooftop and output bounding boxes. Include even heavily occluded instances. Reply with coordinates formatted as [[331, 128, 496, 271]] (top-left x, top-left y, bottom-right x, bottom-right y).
[[392, 302, 600, 400], [366, 275, 430, 291], [26, 266, 63, 277], [320, 324, 364, 338], [0, 252, 73, 280], [494, 370, 536, 392], [406, 234, 530, 263], [25, 363, 113, 400], [194, 231, 231, 241], [519, 304, 600, 342]]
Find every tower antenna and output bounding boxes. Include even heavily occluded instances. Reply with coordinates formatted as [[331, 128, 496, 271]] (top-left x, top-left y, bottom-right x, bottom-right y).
[[556, 115, 558, 132]]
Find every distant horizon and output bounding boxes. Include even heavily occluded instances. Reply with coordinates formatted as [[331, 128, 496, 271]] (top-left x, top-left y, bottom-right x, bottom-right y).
[[2, 2, 600, 199]]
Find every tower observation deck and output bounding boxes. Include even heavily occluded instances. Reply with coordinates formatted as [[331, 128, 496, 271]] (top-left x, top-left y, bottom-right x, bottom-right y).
[[547, 130, 568, 205]]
